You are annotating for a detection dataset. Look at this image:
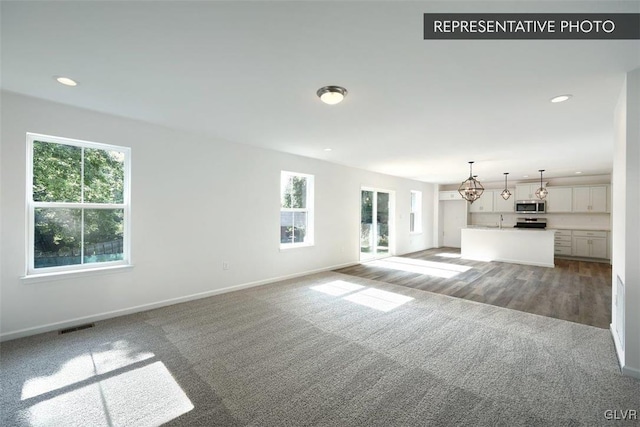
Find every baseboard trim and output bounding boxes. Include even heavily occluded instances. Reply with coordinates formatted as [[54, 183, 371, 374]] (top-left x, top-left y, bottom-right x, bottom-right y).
[[621, 365, 640, 379], [555, 255, 610, 264], [609, 325, 640, 379], [0, 261, 357, 342], [610, 324, 625, 367]]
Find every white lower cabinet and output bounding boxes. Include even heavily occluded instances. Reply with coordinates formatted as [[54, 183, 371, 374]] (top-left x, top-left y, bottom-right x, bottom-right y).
[[572, 230, 608, 258], [556, 230, 608, 259], [554, 230, 609, 259], [554, 230, 572, 255]]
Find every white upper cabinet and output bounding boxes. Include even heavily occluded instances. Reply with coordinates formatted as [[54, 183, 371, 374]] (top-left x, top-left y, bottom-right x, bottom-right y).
[[515, 183, 545, 200], [572, 186, 608, 213], [469, 190, 494, 213], [591, 186, 608, 212], [546, 187, 573, 213], [439, 191, 461, 201], [493, 190, 515, 212]]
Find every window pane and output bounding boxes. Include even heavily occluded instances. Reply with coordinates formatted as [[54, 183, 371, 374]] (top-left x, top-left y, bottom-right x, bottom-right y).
[[281, 175, 307, 209], [33, 141, 81, 202], [84, 148, 125, 203], [280, 211, 307, 244], [411, 192, 417, 212], [34, 208, 81, 268], [84, 209, 124, 264]]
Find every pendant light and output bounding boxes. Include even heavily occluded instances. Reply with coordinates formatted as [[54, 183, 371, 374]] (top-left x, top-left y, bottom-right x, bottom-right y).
[[458, 161, 484, 203], [535, 169, 548, 199], [501, 173, 512, 200]]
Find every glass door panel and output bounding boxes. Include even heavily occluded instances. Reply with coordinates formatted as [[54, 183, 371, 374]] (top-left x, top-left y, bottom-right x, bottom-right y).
[[360, 191, 374, 260], [360, 189, 392, 261], [376, 192, 389, 255]]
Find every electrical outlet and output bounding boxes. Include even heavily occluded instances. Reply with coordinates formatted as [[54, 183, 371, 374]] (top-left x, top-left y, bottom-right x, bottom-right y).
[[223, 261, 230, 270]]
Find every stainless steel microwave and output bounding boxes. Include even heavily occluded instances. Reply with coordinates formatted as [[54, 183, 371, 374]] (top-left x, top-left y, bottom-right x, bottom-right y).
[[515, 200, 546, 214]]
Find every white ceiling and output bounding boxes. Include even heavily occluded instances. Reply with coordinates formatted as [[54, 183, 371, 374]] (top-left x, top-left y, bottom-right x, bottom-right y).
[[2, 1, 639, 184]]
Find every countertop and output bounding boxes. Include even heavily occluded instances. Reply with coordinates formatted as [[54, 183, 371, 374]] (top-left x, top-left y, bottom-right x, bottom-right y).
[[468, 225, 610, 232], [465, 226, 554, 232], [551, 227, 610, 231]]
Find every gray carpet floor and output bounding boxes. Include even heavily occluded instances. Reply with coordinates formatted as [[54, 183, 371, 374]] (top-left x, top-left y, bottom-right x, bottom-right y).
[[1, 271, 639, 426]]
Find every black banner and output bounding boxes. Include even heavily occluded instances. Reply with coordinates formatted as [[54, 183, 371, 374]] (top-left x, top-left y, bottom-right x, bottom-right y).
[[424, 13, 640, 40]]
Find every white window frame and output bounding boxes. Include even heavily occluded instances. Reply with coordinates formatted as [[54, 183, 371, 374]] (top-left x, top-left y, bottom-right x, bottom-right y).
[[25, 133, 131, 277], [280, 171, 314, 250], [410, 190, 422, 234]]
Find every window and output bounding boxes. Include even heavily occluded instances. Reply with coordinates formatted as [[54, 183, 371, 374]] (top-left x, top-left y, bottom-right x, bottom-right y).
[[26, 133, 130, 275], [410, 190, 422, 233], [280, 171, 314, 248]]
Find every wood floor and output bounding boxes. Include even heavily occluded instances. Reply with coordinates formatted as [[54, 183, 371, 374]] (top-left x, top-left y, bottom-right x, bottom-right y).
[[335, 248, 612, 329]]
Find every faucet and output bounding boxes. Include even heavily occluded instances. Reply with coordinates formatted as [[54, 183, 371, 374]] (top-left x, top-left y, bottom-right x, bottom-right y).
[[499, 214, 504, 229]]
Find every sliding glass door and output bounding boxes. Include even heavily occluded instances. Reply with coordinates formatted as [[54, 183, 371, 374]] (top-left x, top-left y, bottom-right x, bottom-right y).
[[360, 189, 393, 261]]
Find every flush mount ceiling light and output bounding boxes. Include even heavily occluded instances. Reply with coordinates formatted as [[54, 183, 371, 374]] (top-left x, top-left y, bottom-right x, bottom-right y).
[[458, 161, 484, 204], [323, 148, 332, 152], [55, 76, 78, 86], [317, 86, 347, 105], [550, 94, 572, 103], [501, 172, 512, 200], [535, 169, 548, 200]]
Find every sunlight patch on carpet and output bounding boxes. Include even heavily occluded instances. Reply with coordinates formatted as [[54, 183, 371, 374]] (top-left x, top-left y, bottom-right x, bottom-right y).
[[21, 340, 154, 400], [343, 288, 414, 312], [21, 361, 193, 427], [310, 280, 365, 296]]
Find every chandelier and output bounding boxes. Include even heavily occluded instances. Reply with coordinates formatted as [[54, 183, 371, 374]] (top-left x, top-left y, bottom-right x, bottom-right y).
[[501, 172, 512, 200], [535, 169, 548, 199], [458, 161, 484, 203]]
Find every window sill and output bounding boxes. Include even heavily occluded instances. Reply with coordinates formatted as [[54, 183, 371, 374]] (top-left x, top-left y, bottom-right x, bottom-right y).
[[279, 243, 315, 251], [410, 231, 423, 235], [21, 264, 134, 284]]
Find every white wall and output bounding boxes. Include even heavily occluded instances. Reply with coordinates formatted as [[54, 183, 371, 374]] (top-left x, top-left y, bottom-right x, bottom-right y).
[[612, 69, 640, 378], [0, 91, 435, 340]]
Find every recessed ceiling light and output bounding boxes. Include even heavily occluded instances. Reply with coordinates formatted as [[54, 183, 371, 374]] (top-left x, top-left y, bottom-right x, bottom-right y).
[[55, 76, 78, 86], [575, 171, 582, 174], [523, 175, 529, 178], [323, 148, 332, 152], [317, 86, 347, 105], [550, 94, 572, 103]]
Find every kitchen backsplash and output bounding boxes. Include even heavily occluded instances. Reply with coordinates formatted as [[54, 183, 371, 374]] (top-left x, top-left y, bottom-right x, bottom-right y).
[[470, 212, 611, 230]]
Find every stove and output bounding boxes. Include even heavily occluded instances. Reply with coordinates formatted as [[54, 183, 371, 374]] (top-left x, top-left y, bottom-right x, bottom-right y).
[[514, 217, 547, 229]]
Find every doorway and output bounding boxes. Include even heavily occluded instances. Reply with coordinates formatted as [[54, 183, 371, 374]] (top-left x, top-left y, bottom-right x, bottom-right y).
[[442, 200, 467, 248], [360, 188, 393, 261]]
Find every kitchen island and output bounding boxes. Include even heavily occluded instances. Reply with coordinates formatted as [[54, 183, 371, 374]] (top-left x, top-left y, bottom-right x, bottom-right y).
[[461, 227, 556, 268]]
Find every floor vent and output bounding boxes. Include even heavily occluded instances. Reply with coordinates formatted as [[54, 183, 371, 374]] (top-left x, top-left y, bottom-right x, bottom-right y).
[[58, 323, 95, 335]]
